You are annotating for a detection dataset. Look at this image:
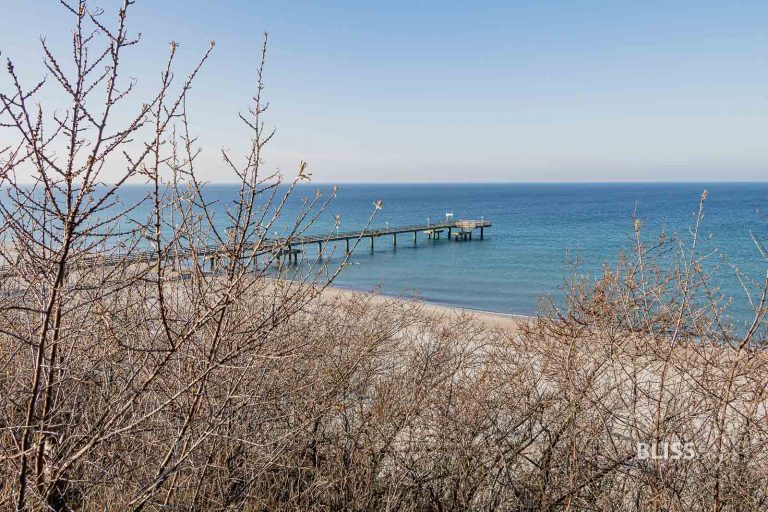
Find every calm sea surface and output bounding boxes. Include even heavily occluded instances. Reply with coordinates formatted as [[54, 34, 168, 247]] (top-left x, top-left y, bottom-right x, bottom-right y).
[[117, 183, 768, 326]]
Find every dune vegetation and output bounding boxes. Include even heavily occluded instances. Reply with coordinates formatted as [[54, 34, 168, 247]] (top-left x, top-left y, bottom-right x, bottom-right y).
[[1, 2, 767, 510]]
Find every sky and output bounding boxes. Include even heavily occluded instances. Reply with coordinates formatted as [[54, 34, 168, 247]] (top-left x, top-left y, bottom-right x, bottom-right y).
[[0, 0, 767, 183]]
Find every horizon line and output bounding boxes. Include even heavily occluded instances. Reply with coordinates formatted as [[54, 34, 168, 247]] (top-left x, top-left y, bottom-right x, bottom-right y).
[[132, 179, 768, 185], [10, 179, 768, 186]]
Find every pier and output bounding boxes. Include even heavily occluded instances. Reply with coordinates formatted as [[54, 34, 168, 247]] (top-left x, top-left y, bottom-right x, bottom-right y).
[[0, 218, 491, 274], [258, 218, 491, 264]]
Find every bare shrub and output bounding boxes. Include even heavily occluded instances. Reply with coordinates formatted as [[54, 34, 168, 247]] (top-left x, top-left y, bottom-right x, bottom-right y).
[[1, 2, 767, 512]]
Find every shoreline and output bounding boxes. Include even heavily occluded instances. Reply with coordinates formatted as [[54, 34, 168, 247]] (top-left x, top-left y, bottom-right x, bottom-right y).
[[320, 283, 532, 331], [326, 282, 535, 317]]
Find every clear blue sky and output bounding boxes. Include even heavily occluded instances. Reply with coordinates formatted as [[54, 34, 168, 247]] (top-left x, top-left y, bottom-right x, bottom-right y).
[[1, 1, 767, 182]]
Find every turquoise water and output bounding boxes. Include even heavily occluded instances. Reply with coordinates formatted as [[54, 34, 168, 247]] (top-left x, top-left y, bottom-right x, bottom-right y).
[[119, 183, 768, 325]]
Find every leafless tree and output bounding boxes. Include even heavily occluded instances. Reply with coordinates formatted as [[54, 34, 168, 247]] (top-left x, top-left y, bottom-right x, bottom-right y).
[[0, 1, 371, 509]]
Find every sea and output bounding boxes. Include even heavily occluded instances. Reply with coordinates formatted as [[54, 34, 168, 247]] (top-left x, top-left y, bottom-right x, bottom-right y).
[[114, 182, 768, 327]]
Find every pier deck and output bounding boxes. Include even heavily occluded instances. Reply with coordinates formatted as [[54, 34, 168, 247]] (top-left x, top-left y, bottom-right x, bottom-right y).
[[244, 218, 491, 260], [0, 219, 491, 273]]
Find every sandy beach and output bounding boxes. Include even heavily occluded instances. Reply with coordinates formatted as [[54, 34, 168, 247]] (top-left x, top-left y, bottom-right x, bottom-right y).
[[319, 284, 530, 332]]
